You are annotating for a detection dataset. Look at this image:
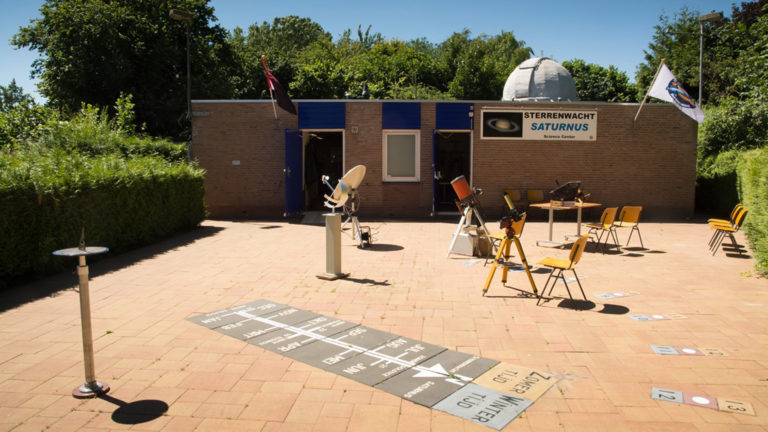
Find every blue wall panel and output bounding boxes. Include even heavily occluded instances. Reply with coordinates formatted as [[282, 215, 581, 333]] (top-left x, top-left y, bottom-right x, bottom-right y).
[[298, 102, 346, 129], [436, 103, 473, 130], [382, 102, 421, 129]]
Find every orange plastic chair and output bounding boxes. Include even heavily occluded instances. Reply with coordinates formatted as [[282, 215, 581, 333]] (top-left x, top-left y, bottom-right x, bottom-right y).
[[537, 235, 589, 304], [584, 207, 619, 252], [613, 206, 644, 248], [709, 208, 748, 256]]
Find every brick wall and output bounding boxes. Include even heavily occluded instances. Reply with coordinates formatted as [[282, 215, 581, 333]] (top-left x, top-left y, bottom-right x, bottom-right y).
[[192, 100, 696, 219]]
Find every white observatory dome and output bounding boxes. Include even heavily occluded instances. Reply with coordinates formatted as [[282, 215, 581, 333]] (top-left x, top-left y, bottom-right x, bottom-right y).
[[502, 57, 579, 102]]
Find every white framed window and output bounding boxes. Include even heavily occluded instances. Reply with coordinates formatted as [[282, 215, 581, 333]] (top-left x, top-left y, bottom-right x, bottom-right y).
[[382, 130, 420, 182]]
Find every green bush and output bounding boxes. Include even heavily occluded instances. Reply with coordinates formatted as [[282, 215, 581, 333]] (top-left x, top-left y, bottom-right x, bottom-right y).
[[0, 151, 206, 281], [698, 94, 768, 164], [737, 147, 768, 275], [0, 103, 56, 151], [695, 150, 741, 214], [25, 105, 187, 162]]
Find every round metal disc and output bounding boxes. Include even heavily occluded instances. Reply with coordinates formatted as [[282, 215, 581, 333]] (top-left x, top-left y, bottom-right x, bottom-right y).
[[53, 246, 109, 257], [341, 165, 366, 190], [72, 381, 110, 398]]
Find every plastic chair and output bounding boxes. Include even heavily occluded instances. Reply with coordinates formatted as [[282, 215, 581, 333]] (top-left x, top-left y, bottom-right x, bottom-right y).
[[504, 189, 527, 211], [613, 206, 644, 248], [526, 189, 545, 204], [537, 234, 589, 305], [709, 208, 748, 256], [708, 203, 742, 226], [584, 207, 619, 252]]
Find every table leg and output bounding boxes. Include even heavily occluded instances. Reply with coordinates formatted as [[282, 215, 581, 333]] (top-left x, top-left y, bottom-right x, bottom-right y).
[[536, 205, 565, 247], [576, 207, 583, 235], [548, 207, 554, 241]]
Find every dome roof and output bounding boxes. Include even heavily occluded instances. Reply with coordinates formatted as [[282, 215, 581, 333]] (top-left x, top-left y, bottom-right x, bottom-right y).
[[502, 57, 579, 102]]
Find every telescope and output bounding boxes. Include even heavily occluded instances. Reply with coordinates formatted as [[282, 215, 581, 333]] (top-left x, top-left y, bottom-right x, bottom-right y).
[[450, 175, 483, 207]]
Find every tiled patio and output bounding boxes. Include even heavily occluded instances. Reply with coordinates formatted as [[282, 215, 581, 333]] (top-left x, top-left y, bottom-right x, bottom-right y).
[[1, 216, 766, 431]]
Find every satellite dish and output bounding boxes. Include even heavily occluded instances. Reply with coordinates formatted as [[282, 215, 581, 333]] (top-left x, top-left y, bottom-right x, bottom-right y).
[[322, 177, 348, 212], [341, 165, 366, 191], [322, 165, 370, 248]]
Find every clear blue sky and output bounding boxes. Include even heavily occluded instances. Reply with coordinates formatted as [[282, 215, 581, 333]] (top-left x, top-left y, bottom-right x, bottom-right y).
[[1, 0, 735, 102]]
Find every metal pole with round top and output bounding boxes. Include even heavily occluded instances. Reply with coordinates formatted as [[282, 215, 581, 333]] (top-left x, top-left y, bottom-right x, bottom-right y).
[[52, 231, 109, 398]]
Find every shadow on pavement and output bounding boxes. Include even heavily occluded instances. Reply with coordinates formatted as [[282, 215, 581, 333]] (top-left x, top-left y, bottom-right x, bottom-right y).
[[534, 298, 631, 315], [0, 225, 224, 312], [98, 394, 168, 425], [358, 243, 404, 252]]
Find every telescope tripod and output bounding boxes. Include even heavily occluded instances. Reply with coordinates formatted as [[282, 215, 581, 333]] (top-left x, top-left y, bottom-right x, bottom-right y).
[[447, 200, 493, 258], [482, 227, 538, 297]]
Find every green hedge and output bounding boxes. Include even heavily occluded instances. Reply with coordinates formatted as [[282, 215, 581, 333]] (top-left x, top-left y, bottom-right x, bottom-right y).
[[0, 151, 206, 281], [695, 150, 741, 215], [737, 147, 768, 274]]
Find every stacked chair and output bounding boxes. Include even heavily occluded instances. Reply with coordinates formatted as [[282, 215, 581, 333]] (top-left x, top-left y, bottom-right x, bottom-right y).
[[708, 204, 748, 256]]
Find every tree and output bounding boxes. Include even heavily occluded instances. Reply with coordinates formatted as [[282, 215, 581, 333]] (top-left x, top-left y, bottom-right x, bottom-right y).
[[0, 80, 53, 150], [445, 31, 532, 100], [636, 2, 767, 105], [13, 0, 239, 139], [561, 59, 636, 102], [232, 16, 331, 99], [289, 40, 348, 99], [711, 1, 768, 99], [0, 80, 35, 113], [636, 7, 701, 102]]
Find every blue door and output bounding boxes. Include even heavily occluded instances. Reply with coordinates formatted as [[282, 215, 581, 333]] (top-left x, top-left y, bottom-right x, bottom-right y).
[[284, 129, 303, 217], [432, 130, 438, 216]]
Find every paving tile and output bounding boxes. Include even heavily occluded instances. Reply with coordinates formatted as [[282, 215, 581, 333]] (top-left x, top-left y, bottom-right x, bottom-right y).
[[347, 404, 400, 432], [192, 402, 246, 419], [194, 418, 266, 431], [239, 392, 298, 422]]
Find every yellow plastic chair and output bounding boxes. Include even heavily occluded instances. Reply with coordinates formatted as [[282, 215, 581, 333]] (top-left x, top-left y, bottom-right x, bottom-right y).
[[584, 207, 619, 252], [709, 208, 748, 256], [614, 206, 644, 248], [526, 189, 545, 204], [708, 203, 742, 226], [504, 189, 527, 211], [537, 234, 589, 305]]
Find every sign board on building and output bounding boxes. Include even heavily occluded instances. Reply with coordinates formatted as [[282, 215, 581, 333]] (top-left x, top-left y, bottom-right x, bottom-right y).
[[481, 109, 597, 141]]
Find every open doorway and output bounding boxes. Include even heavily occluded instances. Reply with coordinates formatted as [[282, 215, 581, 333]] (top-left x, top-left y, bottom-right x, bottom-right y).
[[303, 131, 344, 211], [435, 131, 471, 213]]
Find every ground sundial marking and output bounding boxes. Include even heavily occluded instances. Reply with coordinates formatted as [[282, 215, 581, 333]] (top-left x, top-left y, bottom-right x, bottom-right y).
[[188, 299, 559, 430]]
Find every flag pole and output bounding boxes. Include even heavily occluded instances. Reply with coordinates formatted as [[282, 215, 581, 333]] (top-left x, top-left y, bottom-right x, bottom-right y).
[[634, 58, 665, 124], [262, 55, 278, 119], [269, 87, 278, 119]]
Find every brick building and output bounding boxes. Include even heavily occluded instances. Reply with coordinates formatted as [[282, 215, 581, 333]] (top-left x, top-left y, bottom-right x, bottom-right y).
[[190, 100, 696, 220]]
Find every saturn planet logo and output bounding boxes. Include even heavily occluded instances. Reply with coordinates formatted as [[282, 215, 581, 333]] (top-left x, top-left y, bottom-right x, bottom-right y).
[[486, 117, 521, 133], [665, 79, 696, 109]]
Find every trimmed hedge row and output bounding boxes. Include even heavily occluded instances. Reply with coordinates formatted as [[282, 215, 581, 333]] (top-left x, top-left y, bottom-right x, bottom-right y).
[[695, 150, 741, 215], [1, 151, 206, 282], [737, 148, 768, 274]]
